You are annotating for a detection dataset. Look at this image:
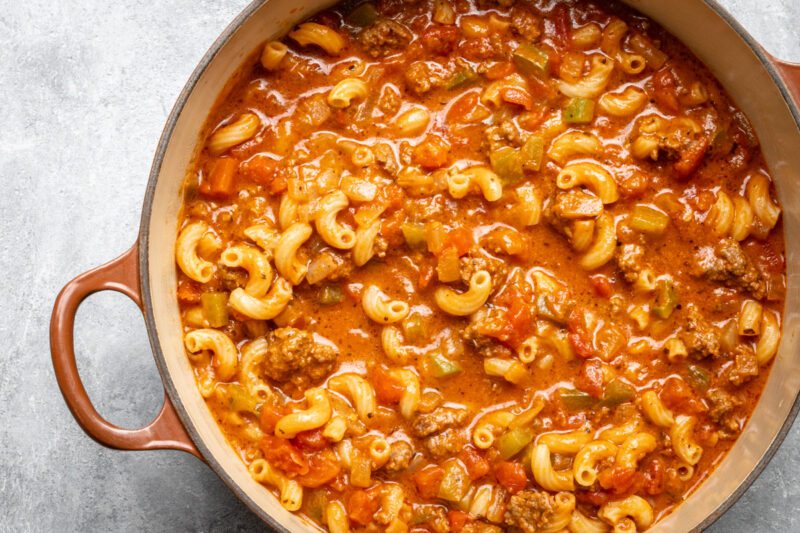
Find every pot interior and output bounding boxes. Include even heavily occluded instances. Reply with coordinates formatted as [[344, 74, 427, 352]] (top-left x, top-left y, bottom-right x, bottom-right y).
[[141, 0, 800, 530]]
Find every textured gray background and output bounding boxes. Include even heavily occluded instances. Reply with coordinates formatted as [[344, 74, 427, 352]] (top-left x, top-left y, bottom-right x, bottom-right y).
[[0, 1, 798, 532]]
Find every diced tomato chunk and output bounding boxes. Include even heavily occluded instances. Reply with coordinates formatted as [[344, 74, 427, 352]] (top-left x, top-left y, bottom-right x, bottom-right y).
[[550, 4, 572, 51], [201, 157, 238, 198], [447, 92, 479, 124], [576, 489, 613, 506], [495, 461, 528, 493], [295, 451, 341, 488], [377, 183, 405, 212], [458, 447, 491, 480], [642, 456, 665, 496], [598, 466, 640, 495], [259, 404, 285, 434], [373, 366, 405, 404], [177, 279, 202, 304], [443, 227, 474, 256], [239, 154, 286, 194], [447, 510, 471, 532], [260, 435, 309, 476], [412, 134, 450, 169], [422, 24, 460, 55], [500, 86, 533, 110], [652, 68, 680, 113], [346, 489, 379, 526], [292, 428, 328, 451], [673, 137, 709, 179], [486, 61, 516, 80], [660, 377, 707, 414], [418, 259, 436, 290], [576, 359, 605, 398], [413, 466, 445, 499], [381, 209, 406, 248], [589, 274, 614, 298], [567, 307, 595, 358]]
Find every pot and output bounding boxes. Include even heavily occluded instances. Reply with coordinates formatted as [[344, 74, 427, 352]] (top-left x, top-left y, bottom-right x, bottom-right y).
[[50, 0, 800, 531]]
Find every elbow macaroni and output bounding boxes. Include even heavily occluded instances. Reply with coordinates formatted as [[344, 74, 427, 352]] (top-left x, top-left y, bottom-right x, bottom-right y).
[[228, 277, 293, 320], [289, 22, 345, 55], [362, 285, 410, 324], [275, 388, 333, 438], [328, 373, 377, 423], [434, 270, 492, 316], [184, 328, 239, 381], [207, 113, 260, 156], [176, 221, 217, 283], [275, 222, 312, 285], [557, 55, 615, 98], [579, 212, 617, 270], [557, 162, 619, 204], [447, 166, 503, 202]]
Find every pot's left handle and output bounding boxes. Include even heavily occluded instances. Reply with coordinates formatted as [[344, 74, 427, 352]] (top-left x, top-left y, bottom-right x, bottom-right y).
[[50, 242, 202, 459]]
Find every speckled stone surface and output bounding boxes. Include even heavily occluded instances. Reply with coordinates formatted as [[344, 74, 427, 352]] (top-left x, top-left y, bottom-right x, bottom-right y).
[[1, 1, 798, 531]]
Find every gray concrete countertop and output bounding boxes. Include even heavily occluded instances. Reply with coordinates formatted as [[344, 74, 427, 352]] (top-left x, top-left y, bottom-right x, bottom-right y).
[[1, 1, 798, 531]]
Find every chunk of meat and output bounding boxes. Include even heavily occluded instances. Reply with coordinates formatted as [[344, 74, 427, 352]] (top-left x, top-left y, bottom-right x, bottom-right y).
[[412, 407, 468, 437], [460, 254, 508, 288], [728, 345, 759, 386], [696, 238, 766, 299], [504, 490, 558, 532], [484, 121, 521, 152], [424, 428, 468, 457], [461, 523, 503, 533], [550, 190, 604, 220], [707, 388, 741, 436], [416, 505, 449, 533], [360, 19, 413, 57], [510, 5, 542, 41], [463, 308, 514, 358], [616, 244, 645, 283], [262, 327, 338, 388], [405, 61, 447, 94], [383, 440, 414, 473], [421, 24, 460, 55], [680, 305, 720, 360]]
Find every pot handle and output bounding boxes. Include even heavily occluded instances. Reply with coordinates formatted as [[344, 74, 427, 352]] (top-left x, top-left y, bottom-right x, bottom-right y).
[[50, 242, 202, 459], [771, 56, 800, 106]]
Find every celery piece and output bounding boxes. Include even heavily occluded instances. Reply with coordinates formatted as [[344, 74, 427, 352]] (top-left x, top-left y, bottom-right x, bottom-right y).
[[521, 135, 544, 171], [437, 461, 471, 502], [496, 427, 534, 459], [403, 312, 428, 343], [401, 221, 427, 249], [318, 284, 343, 305], [558, 388, 598, 411], [490, 146, 524, 184], [600, 379, 635, 407], [304, 490, 328, 524], [224, 383, 259, 413], [350, 449, 372, 488], [652, 280, 679, 319], [446, 67, 479, 90], [201, 291, 229, 327], [513, 43, 550, 77], [630, 204, 669, 235], [687, 364, 710, 392], [427, 351, 463, 378], [346, 3, 378, 27], [564, 97, 595, 124]]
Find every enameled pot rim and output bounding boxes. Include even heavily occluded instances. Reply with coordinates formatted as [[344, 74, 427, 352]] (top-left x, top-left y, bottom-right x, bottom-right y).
[[137, 1, 800, 531]]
